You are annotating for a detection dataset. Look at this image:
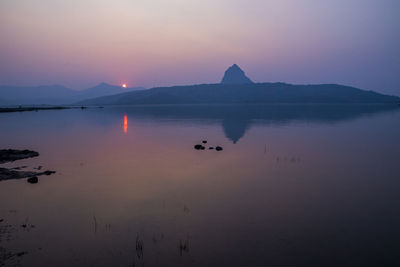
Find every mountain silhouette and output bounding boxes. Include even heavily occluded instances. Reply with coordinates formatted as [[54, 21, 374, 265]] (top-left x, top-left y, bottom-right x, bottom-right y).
[[0, 83, 144, 105], [221, 64, 253, 84], [78, 64, 399, 105], [2, 64, 400, 106], [75, 82, 133, 99], [78, 83, 400, 105]]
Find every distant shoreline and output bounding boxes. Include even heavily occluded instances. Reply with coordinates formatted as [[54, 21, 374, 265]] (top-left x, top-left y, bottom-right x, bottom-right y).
[[0, 106, 91, 113], [0, 103, 398, 113]]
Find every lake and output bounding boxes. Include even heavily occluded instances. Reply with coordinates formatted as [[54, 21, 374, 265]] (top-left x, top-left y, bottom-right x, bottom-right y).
[[1, 104, 400, 266]]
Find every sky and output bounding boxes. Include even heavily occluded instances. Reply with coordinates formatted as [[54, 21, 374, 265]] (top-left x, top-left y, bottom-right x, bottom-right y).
[[0, 0, 399, 95]]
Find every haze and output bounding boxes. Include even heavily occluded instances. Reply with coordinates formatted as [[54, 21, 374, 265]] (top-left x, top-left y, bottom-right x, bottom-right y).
[[0, 0, 399, 95]]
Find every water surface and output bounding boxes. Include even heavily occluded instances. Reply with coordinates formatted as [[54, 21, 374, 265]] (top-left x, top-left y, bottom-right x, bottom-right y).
[[1, 104, 400, 266]]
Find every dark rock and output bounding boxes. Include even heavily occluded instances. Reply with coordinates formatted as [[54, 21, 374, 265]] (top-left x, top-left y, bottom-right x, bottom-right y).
[[209, 147, 214, 150], [216, 146, 223, 151], [194, 144, 206, 150], [1, 168, 56, 182], [202, 140, 207, 144], [0, 149, 39, 164], [27, 177, 38, 184], [0, 148, 57, 181], [194, 144, 203, 150], [1, 168, 36, 180]]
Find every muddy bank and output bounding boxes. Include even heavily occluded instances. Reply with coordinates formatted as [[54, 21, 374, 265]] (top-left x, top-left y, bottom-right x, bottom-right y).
[[0, 149, 39, 164], [0, 168, 55, 181], [0, 149, 55, 182]]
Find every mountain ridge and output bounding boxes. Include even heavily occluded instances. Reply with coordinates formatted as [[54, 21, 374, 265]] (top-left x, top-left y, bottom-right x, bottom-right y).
[[77, 65, 399, 105], [2, 65, 399, 106], [0, 83, 144, 105], [77, 82, 400, 105]]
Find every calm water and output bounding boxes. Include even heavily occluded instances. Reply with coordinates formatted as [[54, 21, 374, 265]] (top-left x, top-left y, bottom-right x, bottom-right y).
[[1, 104, 400, 267]]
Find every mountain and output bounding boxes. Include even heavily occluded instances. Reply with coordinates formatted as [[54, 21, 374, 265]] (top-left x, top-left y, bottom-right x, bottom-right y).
[[221, 64, 253, 84], [0, 85, 76, 105], [78, 65, 399, 105], [77, 82, 400, 105], [0, 83, 144, 105], [2, 65, 399, 106], [74, 83, 144, 100]]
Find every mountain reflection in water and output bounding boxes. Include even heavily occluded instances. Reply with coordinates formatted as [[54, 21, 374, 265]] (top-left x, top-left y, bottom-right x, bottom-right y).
[[115, 104, 398, 144]]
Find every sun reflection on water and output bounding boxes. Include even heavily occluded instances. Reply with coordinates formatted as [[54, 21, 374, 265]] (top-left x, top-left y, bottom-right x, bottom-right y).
[[123, 114, 128, 133]]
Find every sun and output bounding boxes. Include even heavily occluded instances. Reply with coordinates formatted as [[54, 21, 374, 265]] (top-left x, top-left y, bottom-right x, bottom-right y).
[[122, 83, 127, 88]]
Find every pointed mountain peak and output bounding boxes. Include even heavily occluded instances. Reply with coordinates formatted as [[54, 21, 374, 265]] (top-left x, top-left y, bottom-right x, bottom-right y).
[[221, 64, 253, 84]]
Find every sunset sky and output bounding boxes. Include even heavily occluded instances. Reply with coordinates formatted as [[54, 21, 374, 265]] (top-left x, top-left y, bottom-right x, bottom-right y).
[[0, 0, 399, 95]]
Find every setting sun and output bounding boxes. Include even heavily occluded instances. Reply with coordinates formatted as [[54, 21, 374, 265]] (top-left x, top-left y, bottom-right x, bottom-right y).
[[122, 83, 127, 88]]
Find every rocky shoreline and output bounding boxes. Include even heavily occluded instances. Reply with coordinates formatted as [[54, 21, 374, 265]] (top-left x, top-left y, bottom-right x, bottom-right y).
[[0, 149, 39, 164], [0, 149, 56, 182]]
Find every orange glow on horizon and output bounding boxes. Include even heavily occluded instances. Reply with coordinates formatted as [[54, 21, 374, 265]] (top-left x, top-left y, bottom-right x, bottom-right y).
[[124, 114, 128, 133], [122, 83, 127, 88]]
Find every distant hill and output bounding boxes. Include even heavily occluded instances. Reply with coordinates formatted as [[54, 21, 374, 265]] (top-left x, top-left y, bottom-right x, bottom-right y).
[[78, 65, 399, 105], [2, 65, 399, 106], [77, 82, 400, 105], [0, 83, 144, 105], [74, 83, 144, 100], [221, 64, 253, 84]]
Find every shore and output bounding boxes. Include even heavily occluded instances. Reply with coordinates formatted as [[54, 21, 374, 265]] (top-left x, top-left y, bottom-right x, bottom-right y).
[[0, 106, 88, 113], [0, 149, 56, 182]]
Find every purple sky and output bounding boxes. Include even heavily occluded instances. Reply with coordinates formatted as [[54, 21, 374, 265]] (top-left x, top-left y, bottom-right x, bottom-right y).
[[0, 0, 399, 95]]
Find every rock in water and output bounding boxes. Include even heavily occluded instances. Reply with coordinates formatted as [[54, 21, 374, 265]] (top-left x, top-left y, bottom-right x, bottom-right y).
[[216, 146, 223, 151], [221, 64, 253, 84], [194, 144, 204, 150], [27, 176, 38, 184], [0, 149, 39, 164], [0, 168, 56, 181]]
